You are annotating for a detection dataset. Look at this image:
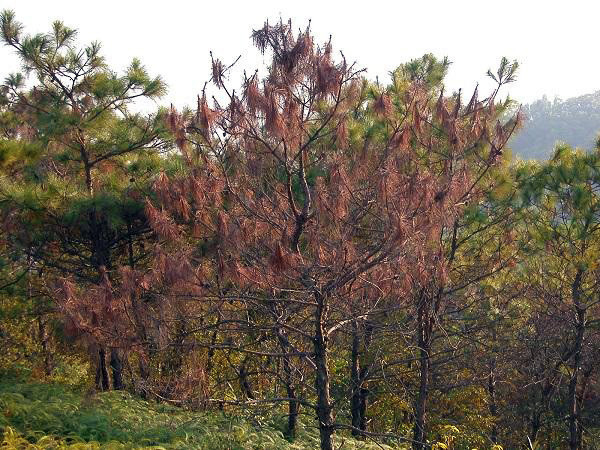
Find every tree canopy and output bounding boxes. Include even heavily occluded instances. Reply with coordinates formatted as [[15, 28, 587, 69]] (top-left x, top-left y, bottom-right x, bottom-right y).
[[1, 12, 600, 450]]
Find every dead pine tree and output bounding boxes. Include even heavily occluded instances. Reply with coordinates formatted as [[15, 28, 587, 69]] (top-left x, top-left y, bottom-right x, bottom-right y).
[[146, 21, 520, 450]]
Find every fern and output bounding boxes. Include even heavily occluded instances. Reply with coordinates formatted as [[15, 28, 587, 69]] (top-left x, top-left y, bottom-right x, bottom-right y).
[[0, 382, 397, 449]]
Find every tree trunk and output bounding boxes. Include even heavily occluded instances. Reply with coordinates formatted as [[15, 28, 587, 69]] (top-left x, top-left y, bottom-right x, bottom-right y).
[[530, 370, 558, 446], [350, 327, 362, 436], [576, 366, 593, 449], [413, 344, 429, 449], [275, 321, 299, 439], [110, 348, 124, 390], [137, 357, 150, 398], [359, 378, 369, 433], [283, 371, 299, 440], [413, 298, 431, 450], [568, 307, 585, 450], [206, 326, 219, 375], [488, 366, 498, 443], [360, 323, 374, 434], [314, 292, 334, 450], [568, 270, 585, 450], [350, 321, 369, 437], [488, 342, 498, 444], [239, 357, 256, 400], [95, 347, 110, 391], [37, 316, 52, 376]]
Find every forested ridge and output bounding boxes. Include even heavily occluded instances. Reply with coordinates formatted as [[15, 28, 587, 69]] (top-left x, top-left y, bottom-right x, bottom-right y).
[[510, 91, 600, 160], [1, 12, 600, 450]]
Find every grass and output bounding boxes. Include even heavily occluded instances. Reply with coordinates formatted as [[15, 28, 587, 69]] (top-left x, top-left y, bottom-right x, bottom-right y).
[[0, 381, 397, 449]]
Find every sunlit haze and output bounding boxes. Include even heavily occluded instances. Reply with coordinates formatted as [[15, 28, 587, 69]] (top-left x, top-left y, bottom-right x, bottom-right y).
[[1, 0, 598, 109]]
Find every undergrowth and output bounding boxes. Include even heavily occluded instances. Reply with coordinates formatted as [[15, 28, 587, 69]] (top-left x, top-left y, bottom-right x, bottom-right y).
[[0, 381, 397, 449]]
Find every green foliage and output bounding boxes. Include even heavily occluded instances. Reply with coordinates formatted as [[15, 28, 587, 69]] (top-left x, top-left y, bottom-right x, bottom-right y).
[[0, 382, 395, 449], [0, 295, 91, 387], [486, 57, 518, 85], [0, 139, 43, 170], [393, 54, 450, 90]]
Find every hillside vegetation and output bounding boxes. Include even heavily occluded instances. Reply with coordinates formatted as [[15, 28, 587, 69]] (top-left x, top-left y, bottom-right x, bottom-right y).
[[0, 379, 397, 449], [3, 11, 600, 450], [511, 91, 600, 159]]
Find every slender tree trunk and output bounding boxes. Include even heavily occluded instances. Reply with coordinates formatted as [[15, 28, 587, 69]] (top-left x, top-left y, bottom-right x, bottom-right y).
[[568, 307, 585, 450], [275, 322, 299, 439], [530, 370, 558, 445], [110, 348, 124, 390], [239, 357, 256, 400], [413, 344, 430, 449], [568, 270, 585, 450], [139, 358, 150, 380], [314, 292, 334, 450], [30, 253, 52, 377], [138, 357, 150, 398], [413, 299, 431, 450], [488, 362, 498, 444], [529, 379, 544, 444], [37, 313, 52, 376], [576, 366, 593, 448], [280, 359, 299, 441], [206, 323, 219, 375], [350, 326, 362, 436], [107, 345, 123, 391], [359, 375, 369, 433], [96, 347, 110, 391], [488, 330, 498, 444], [350, 321, 369, 437], [530, 380, 546, 449], [351, 316, 373, 437]]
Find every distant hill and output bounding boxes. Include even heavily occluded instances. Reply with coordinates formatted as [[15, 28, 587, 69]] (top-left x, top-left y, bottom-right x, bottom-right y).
[[510, 91, 600, 160]]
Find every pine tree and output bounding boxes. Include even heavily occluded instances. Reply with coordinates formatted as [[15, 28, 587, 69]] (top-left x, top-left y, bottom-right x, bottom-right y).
[[137, 22, 520, 450], [0, 10, 170, 390], [517, 145, 600, 449]]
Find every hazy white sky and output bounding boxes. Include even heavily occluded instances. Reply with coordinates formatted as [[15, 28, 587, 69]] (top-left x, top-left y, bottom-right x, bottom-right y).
[[1, 0, 598, 109]]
